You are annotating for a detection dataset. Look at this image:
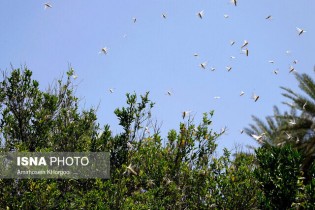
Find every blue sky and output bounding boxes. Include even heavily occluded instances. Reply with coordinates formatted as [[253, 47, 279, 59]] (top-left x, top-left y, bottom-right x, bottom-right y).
[[1, 0, 314, 153]]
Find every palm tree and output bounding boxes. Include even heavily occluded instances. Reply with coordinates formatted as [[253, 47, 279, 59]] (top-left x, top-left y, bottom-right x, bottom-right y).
[[245, 106, 297, 146], [246, 72, 315, 181], [281, 72, 315, 178]]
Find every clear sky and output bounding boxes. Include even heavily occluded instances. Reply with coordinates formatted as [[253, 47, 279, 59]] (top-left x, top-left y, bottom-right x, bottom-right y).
[[1, 0, 314, 153]]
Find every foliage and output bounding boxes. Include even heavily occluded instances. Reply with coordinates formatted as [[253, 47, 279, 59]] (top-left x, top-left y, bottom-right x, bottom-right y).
[[281, 73, 315, 178], [0, 67, 314, 209], [0, 67, 97, 152], [246, 72, 315, 183], [255, 145, 303, 209]]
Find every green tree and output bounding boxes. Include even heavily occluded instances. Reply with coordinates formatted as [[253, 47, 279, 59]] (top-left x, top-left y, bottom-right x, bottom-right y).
[[254, 144, 305, 209], [0, 67, 100, 209], [214, 151, 260, 209], [0, 66, 98, 152]]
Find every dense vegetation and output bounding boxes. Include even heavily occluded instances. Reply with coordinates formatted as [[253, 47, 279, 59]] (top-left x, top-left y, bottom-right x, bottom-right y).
[[0, 67, 314, 209]]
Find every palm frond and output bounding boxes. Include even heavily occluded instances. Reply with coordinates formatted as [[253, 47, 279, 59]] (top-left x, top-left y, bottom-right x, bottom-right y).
[[251, 115, 271, 135], [297, 73, 315, 101], [280, 86, 299, 98], [273, 106, 280, 115], [266, 116, 277, 132]]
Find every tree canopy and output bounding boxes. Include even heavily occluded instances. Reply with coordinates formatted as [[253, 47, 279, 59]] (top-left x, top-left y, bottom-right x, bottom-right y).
[[0, 67, 314, 209]]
